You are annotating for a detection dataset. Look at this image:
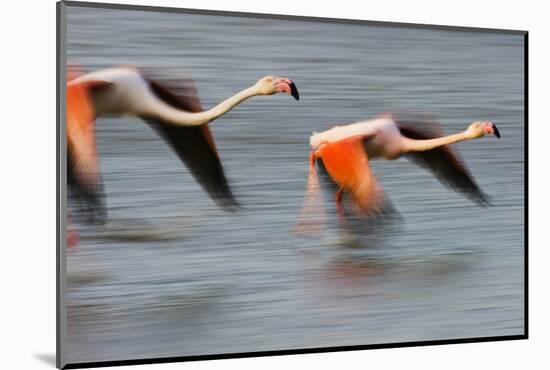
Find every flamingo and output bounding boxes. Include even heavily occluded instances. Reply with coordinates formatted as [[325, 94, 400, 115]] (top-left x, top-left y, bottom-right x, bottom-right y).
[[295, 113, 500, 236], [66, 66, 299, 245]]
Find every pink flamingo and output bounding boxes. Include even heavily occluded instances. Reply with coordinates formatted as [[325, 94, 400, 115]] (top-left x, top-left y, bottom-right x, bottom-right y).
[[67, 66, 299, 246], [295, 113, 500, 236]]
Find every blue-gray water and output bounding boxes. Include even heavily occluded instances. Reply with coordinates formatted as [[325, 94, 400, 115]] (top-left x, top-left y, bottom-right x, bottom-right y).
[[66, 7, 525, 364]]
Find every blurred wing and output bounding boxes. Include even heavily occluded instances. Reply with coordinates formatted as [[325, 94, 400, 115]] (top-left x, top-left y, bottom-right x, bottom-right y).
[[396, 120, 489, 205], [142, 76, 238, 210], [66, 77, 106, 221], [294, 154, 326, 237]]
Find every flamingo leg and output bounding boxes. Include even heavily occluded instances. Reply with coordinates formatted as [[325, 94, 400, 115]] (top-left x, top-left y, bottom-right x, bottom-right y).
[[335, 187, 347, 229], [334, 187, 360, 245], [67, 211, 79, 249]]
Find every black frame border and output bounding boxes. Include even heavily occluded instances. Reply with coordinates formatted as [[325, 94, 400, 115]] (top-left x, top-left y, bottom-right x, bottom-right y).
[[56, 1, 529, 369]]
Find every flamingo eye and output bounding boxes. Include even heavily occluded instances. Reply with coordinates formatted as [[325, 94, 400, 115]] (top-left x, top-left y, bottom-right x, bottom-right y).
[[266, 78, 272, 83]]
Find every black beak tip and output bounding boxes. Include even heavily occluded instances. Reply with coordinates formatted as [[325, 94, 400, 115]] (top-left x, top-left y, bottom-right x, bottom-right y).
[[289, 82, 300, 101], [493, 124, 501, 139]]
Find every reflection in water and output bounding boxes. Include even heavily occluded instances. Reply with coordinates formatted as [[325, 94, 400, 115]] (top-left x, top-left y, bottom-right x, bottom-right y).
[[65, 6, 525, 364], [323, 256, 385, 286]]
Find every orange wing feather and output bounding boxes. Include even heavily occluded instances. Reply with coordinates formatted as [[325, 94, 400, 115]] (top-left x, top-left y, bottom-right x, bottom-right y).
[[295, 136, 384, 236], [317, 136, 383, 214], [66, 75, 100, 190]]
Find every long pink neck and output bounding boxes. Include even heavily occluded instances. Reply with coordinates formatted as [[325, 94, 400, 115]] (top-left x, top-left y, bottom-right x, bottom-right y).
[[403, 131, 470, 152], [156, 85, 259, 126]]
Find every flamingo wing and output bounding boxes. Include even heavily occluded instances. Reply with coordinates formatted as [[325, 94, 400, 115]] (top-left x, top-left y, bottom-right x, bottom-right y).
[[295, 136, 389, 236], [66, 77, 106, 222], [318, 137, 382, 212], [141, 76, 238, 210], [396, 120, 489, 205]]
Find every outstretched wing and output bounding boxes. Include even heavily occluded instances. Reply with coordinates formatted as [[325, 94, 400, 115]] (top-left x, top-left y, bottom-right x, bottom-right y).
[[66, 73, 106, 222], [142, 74, 238, 210], [395, 117, 489, 206]]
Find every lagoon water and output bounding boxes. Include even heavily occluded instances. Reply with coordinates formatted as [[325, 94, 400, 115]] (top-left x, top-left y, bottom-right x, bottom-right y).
[[66, 6, 525, 364]]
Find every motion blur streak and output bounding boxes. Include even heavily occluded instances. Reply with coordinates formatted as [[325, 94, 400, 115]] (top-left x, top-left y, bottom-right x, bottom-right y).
[[65, 6, 525, 364]]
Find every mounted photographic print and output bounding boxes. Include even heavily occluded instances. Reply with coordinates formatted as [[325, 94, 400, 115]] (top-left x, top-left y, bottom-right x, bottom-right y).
[[57, 1, 527, 368]]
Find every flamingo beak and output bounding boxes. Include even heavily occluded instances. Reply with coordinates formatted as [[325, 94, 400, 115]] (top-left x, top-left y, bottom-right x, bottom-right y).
[[492, 123, 501, 138], [276, 79, 300, 100], [289, 82, 300, 101]]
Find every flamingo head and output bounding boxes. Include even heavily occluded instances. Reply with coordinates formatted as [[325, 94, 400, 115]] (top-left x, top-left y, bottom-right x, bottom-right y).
[[466, 121, 501, 139], [255, 76, 300, 100]]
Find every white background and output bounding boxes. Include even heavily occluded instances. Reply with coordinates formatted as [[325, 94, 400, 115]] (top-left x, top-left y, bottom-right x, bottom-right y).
[[0, 0, 546, 369]]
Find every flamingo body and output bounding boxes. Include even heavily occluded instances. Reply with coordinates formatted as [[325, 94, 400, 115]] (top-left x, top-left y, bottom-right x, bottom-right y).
[[70, 67, 170, 118]]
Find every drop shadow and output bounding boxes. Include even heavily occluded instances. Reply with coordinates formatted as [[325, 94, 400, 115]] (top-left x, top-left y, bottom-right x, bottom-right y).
[[34, 353, 56, 367]]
